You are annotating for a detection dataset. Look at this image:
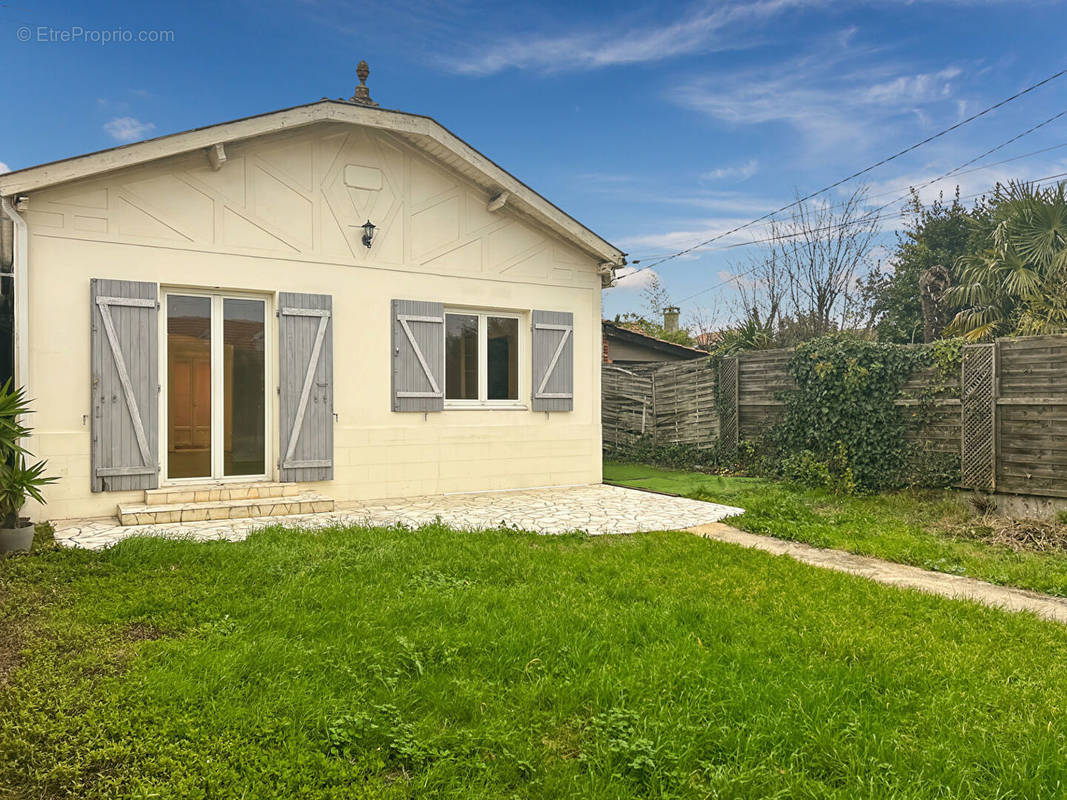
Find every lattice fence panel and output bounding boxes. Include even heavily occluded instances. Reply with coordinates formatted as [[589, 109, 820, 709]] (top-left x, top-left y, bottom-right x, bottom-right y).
[[960, 343, 996, 492], [718, 357, 740, 460]]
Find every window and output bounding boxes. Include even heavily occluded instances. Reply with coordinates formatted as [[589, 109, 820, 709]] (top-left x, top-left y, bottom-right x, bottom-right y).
[[445, 314, 479, 400], [445, 310, 522, 406]]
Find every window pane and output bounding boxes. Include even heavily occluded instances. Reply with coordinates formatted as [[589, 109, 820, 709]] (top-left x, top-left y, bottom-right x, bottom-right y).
[[446, 314, 479, 400], [223, 299, 265, 476], [487, 317, 518, 400], [167, 295, 212, 479]]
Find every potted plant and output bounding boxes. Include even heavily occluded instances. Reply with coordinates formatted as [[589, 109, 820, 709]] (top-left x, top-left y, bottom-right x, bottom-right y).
[[0, 381, 57, 554]]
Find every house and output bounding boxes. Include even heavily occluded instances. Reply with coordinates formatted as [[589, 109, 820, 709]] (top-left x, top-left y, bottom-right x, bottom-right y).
[[602, 309, 707, 364], [0, 65, 626, 523], [693, 331, 722, 350]]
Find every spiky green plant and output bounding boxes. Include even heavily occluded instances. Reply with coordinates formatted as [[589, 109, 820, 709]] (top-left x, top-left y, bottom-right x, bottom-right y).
[[945, 181, 1067, 340], [0, 380, 57, 527], [712, 315, 773, 355]]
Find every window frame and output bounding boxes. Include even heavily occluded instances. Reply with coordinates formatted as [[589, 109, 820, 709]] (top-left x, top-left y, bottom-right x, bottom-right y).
[[443, 308, 526, 409], [158, 287, 274, 484]]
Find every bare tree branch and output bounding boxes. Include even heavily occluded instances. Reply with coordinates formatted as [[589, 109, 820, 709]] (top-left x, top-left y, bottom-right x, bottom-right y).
[[726, 185, 881, 345]]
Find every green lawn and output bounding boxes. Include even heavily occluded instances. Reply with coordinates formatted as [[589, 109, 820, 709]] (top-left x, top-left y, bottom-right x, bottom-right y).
[[605, 460, 1067, 598], [3, 525, 1067, 798]]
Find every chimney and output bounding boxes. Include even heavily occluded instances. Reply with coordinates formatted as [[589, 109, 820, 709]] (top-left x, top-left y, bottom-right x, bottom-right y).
[[663, 306, 680, 334]]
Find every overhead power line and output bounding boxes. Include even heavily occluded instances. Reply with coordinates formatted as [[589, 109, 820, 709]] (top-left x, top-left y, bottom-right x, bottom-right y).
[[859, 107, 1067, 221], [949, 139, 1067, 178], [625, 115, 1067, 276], [624, 65, 1067, 277], [673, 168, 1067, 304], [623, 106, 1067, 284], [628, 138, 1067, 262]]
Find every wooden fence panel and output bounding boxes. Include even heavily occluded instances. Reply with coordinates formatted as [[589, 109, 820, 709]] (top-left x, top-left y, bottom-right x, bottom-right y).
[[960, 343, 997, 492], [997, 335, 1067, 397], [738, 349, 793, 439], [995, 335, 1067, 498], [899, 363, 962, 455], [601, 333, 1067, 499], [602, 360, 718, 453], [601, 365, 654, 452], [651, 360, 719, 445]]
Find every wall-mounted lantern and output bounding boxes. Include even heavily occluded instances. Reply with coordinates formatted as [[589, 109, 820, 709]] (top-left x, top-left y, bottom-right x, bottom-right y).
[[361, 220, 376, 248]]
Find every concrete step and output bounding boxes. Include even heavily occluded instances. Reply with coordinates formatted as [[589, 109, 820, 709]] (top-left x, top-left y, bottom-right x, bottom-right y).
[[143, 481, 302, 507], [118, 493, 334, 526]]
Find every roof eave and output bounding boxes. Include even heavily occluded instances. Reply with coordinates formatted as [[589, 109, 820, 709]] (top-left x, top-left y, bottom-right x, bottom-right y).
[[0, 100, 625, 268], [602, 322, 707, 358]]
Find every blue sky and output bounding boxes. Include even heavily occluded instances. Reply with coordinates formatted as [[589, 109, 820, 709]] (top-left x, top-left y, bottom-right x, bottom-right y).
[[2, 0, 1066, 326]]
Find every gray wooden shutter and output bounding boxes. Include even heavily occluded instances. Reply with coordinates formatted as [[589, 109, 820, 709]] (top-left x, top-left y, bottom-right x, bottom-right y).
[[90, 279, 159, 492], [279, 293, 333, 482], [532, 310, 574, 412], [392, 300, 444, 412]]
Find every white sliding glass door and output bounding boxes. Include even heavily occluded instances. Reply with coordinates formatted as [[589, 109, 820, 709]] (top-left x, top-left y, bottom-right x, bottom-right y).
[[165, 291, 269, 481]]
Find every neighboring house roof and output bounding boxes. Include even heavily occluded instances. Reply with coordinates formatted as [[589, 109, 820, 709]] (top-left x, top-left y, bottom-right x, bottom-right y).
[[602, 321, 708, 360], [0, 100, 626, 276]]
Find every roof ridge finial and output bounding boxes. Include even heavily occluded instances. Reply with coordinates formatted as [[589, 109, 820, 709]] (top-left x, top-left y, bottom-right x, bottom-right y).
[[350, 60, 379, 107]]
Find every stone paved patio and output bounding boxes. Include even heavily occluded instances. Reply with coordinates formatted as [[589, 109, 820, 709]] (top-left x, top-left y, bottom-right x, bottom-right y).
[[53, 484, 744, 550]]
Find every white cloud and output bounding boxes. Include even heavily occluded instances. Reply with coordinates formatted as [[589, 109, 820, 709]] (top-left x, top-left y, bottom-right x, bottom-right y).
[[443, 0, 816, 75], [655, 193, 779, 215], [716, 268, 748, 288], [864, 157, 1067, 213], [867, 244, 892, 272], [702, 160, 760, 182], [97, 97, 131, 113], [104, 116, 156, 142], [619, 216, 765, 253], [578, 174, 781, 216], [436, 0, 1023, 76], [671, 39, 969, 156], [0, 161, 9, 174], [608, 265, 662, 291], [860, 66, 961, 105]]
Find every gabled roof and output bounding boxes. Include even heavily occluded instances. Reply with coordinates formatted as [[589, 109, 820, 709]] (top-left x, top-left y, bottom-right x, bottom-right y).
[[0, 100, 626, 271], [602, 321, 708, 359]]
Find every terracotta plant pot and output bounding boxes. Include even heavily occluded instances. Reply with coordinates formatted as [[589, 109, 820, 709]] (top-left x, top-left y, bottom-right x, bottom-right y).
[[0, 522, 34, 554]]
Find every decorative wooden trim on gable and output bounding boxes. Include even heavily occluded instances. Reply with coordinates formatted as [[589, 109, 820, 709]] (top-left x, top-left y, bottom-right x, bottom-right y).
[[0, 101, 625, 273]]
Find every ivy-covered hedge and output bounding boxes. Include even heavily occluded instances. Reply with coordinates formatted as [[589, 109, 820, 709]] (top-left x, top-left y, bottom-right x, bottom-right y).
[[774, 335, 933, 492]]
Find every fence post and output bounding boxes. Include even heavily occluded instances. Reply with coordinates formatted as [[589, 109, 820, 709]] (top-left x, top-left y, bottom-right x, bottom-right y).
[[649, 372, 657, 443], [992, 339, 999, 492], [960, 343, 996, 492], [719, 356, 740, 460]]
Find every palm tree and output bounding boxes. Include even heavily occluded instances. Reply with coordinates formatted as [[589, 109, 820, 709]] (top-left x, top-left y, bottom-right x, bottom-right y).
[[945, 181, 1067, 340]]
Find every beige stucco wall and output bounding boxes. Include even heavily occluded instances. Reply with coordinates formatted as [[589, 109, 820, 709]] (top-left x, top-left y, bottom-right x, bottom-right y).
[[20, 122, 604, 520]]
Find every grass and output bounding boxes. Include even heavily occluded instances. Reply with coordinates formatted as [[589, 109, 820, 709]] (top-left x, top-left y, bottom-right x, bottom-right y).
[[605, 460, 1067, 598], [3, 524, 1067, 798]]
